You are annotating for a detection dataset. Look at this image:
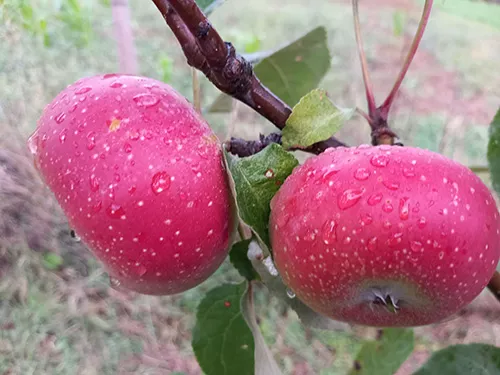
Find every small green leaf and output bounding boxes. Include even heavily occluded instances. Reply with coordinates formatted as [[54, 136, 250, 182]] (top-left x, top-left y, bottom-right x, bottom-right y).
[[244, 36, 261, 54], [282, 89, 354, 150], [230, 239, 259, 281], [42, 252, 64, 270], [224, 144, 299, 248], [159, 55, 174, 83], [348, 328, 414, 375], [487, 107, 500, 196], [192, 282, 254, 375], [413, 344, 500, 375], [196, 0, 225, 15]]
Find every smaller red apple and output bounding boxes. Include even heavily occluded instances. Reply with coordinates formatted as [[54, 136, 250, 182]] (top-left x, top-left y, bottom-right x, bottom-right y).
[[269, 145, 500, 327], [28, 74, 236, 295]]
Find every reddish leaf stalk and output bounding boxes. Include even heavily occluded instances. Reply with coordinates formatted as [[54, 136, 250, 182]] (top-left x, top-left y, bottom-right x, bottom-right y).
[[379, 0, 434, 120], [151, 0, 346, 156]]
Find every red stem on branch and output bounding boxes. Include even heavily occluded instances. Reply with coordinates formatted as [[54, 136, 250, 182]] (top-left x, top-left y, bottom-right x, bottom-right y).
[[379, 0, 434, 120], [151, 0, 346, 156]]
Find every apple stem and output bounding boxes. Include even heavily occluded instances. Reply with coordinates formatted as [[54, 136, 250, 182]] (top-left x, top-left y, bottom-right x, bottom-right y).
[[487, 271, 500, 302], [378, 0, 434, 121], [352, 0, 377, 117], [151, 0, 347, 155], [192, 68, 202, 113]]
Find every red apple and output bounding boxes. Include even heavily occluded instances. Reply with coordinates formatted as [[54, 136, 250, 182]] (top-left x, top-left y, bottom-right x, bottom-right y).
[[28, 74, 235, 295], [269, 145, 500, 327]]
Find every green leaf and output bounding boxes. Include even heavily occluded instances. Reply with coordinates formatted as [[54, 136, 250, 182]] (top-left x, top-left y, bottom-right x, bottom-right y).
[[348, 328, 414, 375], [207, 26, 331, 112], [230, 239, 259, 281], [42, 252, 64, 270], [196, 0, 225, 15], [282, 89, 354, 150], [192, 283, 254, 375], [223, 144, 299, 249], [487, 108, 500, 196], [413, 344, 500, 375], [254, 26, 331, 107]]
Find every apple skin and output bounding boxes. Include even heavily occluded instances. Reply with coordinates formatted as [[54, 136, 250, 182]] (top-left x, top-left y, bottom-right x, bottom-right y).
[[28, 74, 236, 295], [269, 145, 500, 327]]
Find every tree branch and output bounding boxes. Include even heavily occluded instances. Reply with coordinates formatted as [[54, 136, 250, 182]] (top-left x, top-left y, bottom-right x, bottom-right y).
[[151, 0, 346, 155], [487, 271, 500, 302]]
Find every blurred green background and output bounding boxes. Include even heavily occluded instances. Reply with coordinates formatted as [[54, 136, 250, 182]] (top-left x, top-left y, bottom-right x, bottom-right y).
[[0, 0, 499, 374]]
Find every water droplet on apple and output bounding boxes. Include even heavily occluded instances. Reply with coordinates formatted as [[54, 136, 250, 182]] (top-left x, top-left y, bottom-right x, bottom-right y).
[[286, 288, 296, 299], [110, 81, 124, 88], [367, 237, 377, 251], [59, 129, 68, 144], [403, 167, 416, 178], [322, 169, 339, 182], [151, 171, 171, 194], [354, 168, 371, 181], [360, 213, 373, 226], [106, 203, 125, 219], [399, 198, 410, 220], [92, 201, 102, 213], [55, 112, 66, 124], [89, 174, 100, 192], [370, 154, 389, 167], [75, 86, 92, 95], [382, 202, 394, 213], [338, 188, 365, 210], [382, 180, 400, 190], [410, 241, 423, 253], [128, 186, 137, 194], [418, 217, 427, 229], [135, 264, 147, 276], [322, 220, 337, 244], [367, 193, 383, 206], [28, 133, 39, 155], [388, 232, 403, 247], [133, 93, 160, 108], [123, 143, 132, 153], [87, 131, 96, 150]]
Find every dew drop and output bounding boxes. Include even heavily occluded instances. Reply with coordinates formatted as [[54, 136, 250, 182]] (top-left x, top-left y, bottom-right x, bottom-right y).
[[382, 201, 394, 213], [75, 86, 92, 95], [110, 81, 124, 88], [388, 232, 403, 247], [370, 154, 389, 167], [55, 112, 66, 124], [109, 276, 122, 290], [133, 93, 160, 108], [92, 201, 102, 213], [354, 168, 371, 181], [286, 288, 296, 299], [360, 213, 373, 226], [59, 129, 68, 144], [128, 185, 137, 194], [135, 264, 147, 277], [368, 193, 383, 206], [382, 180, 400, 191], [123, 143, 132, 153], [86, 131, 96, 150], [27, 133, 39, 155], [265, 169, 275, 178], [322, 169, 340, 182], [322, 220, 337, 244], [410, 241, 423, 253], [89, 174, 100, 192], [367, 237, 377, 251], [106, 203, 125, 219], [403, 167, 416, 178], [399, 197, 410, 220], [151, 171, 171, 194], [338, 188, 365, 210], [418, 217, 427, 229]]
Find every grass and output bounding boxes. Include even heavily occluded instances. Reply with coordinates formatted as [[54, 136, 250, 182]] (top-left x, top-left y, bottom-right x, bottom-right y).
[[1, 0, 500, 374]]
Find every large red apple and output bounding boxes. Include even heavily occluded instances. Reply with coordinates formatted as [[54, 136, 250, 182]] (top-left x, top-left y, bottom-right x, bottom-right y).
[[28, 74, 235, 295], [269, 145, 500, 327]]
